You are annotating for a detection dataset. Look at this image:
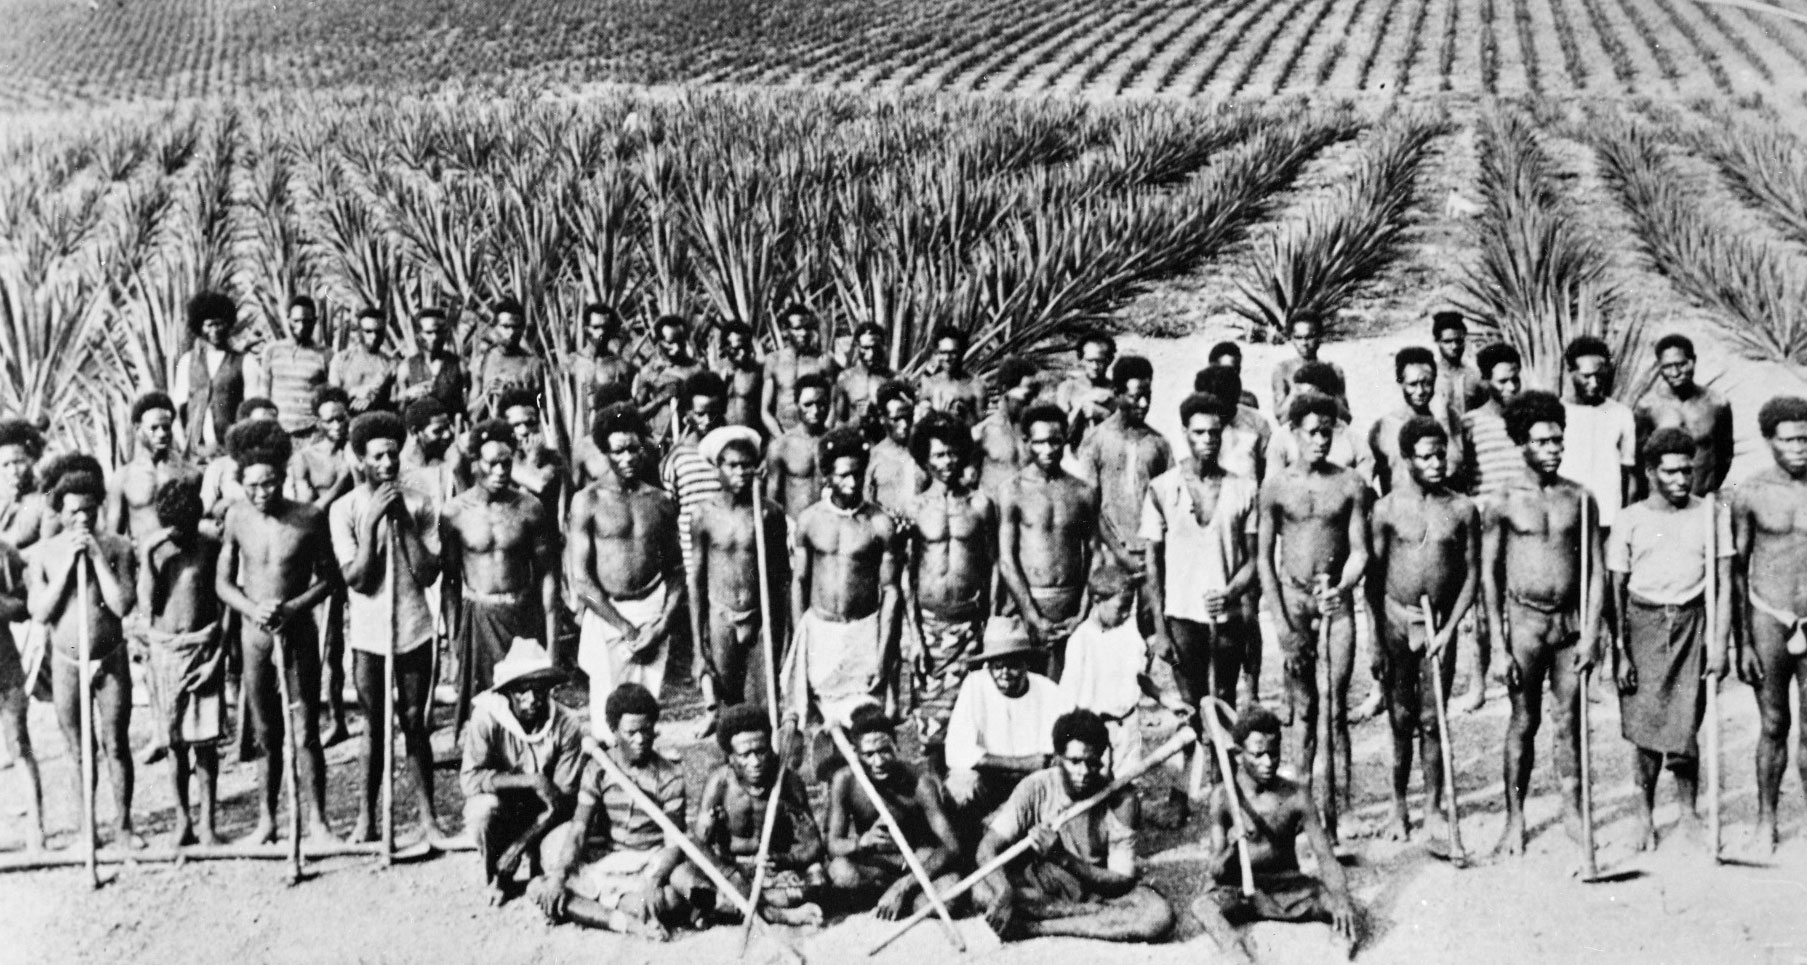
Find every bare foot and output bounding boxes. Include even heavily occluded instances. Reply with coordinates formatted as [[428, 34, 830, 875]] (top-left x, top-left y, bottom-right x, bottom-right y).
[[1750, 820, 1781, 856], [324, 722, 352, 748], [485, 881, 507, 907], [1352, 689, 1386, 724], [1631, 818, 1658, 852], [349, 817, 377, 843], [1675, 812, 1706, 849], [248, 816, 278, 845], [1494, 815, 1527, 856], [1562, 803, 1587, 846], [1382, 802, 1412, 842], [139, 744, 169, 766], [1458, 679, 1486, 715], [1424, 812, 1452, 858], [307, 820, 344, 846], [196, 827, 223, 847], [115, 827, 148, 850], [24, 828, 46, 851], [763, 903, 825, 927]]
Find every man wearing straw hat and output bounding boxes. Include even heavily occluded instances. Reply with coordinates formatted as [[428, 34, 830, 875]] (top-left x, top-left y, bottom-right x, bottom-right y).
[[460, 636, 585, 906], [825, 701, 961, 918], [944, 615, 1074, 837], [690, 425, 787, 715]]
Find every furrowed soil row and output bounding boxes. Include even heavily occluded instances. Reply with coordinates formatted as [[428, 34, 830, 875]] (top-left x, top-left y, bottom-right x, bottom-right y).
[[1214, 0, 1322, 96], [1250, 0, 1341, 94], [1148, 0, 1262, 94], [1009, 0, 1181, 93], [1105, 0, 1221, 95]]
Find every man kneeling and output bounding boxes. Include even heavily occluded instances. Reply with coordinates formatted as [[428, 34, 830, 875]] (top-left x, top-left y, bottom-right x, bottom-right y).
[[1192, 707, 1358, 964], [974, 709, 1174, 942], [532, 683, 713, 939], [826, 703, 962, 919]]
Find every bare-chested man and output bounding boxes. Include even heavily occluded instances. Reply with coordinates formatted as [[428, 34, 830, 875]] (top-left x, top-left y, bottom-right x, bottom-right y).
[[1637, 333, 1734, 498], [442, 420, 560, 732], [633, 315, 704, 445], [783, 428, 902, 743], [696, 703, 828, 926], [1075, 354, 1171, 589], [569, 406, 685, 740], [1368, 417, 1479, 851], [998, 405, 1097, 680], [395, 307, 468, 424], [826, 702, 961, 917], [1056, 331, 1116, 450], [766, 373, 832, 520], [288, 384, 357, 742], [0, 420, 44, 841], [974, 359, 1039, 498], [213, 421, 342, 844], [1484, 391, 1603, 857], [865, 381, 926, 518], [691, 427, 788, 714], [715, 321, 764, 433], [1258, 393, 1369, 824], [915, 327, 987, 427], [834, 323, 893, 429], [0, 419, 48, 549], [1369, 347, 1465, 496], [1733, 397, 1807, 852], [469, 298, 545, 425], [904, 414, 997, 770], [571, 303, 638, 434], [400, 397, 471, 511], [500, 387, 568, 526], [29, 470, 142, 847], [762, 306, 839, 438]]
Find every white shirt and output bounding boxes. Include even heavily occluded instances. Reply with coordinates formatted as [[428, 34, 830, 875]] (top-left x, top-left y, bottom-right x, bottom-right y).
[[328, 484, 440, 656], [1558, 399, 1636, 528], [944, 670, 1073, 772], [1140, 467, 1258, 623], [1059, 616, 1146, 719]]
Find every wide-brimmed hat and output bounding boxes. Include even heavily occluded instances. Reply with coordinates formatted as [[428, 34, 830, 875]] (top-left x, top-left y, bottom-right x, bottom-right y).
[[492, 638, 566, 693], [966, 616, 1039, 667], [699, 426, 762, 466]]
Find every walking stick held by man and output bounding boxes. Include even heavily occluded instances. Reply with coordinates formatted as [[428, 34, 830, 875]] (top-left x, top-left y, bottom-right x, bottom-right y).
[[1421, 596, 1466, 866], [1202, 696, 1256, 896], [1317, 574, 1339, 843], [76, 554, 98, 889], [383, 528, 399, 867], [1705, 493, 1722, 864], [1578, 493, 1599, 881], [271, 622, 305, 883]]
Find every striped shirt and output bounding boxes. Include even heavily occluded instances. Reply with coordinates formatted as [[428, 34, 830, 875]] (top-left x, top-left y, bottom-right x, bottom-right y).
[[1463, 406, 1526, 501], [258, 341, 331, 434], [661, 439, 723, 574], [580, 749, 686, 853]]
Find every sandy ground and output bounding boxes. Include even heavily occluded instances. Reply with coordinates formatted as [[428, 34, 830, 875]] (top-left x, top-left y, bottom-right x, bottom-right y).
[[4, 315, 1807, 964]]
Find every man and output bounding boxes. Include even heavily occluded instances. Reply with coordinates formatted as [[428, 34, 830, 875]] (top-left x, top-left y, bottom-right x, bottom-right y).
[[1455, 342, 1528, 712], [865, 381, 925, 518], [443, 420, 560, 731], [174, 291, 259, 459], [1432, 311, 1487, 414], [783, 428, 902, 738], [904, 414, 997, 770], [0, 418, 48, 548], [328, 307, 397, 416], [834, 322, 893, 429], [1367, 417, 1479, 850], [1734, 397, 1807, 852], [944, 618, 1074, 833], [499, 388, 568, 525], [660, 371, 727, 576], [396, 307, 469, 420], [213, 421, 341, 844], [1206, 341, 1262, 410], [110, 392, 197, 544], [1636, 333, 1734, 497], [973, 709, 1174, 942], [761, 305, 839, 438], [569, 406, 685, 740], [469, 298, 545, 424], [571, 304, 638, 435], [1076, 354, 1171, 586], [916, 326, 986, 426], [330, 411, 445, 844], [288, 384, 357, 742], [634, 315, 704, 443], [460, 638, 585, 905], [998, 405, 1097, 678], [690, 427, 788, 713], [1192, 708, 1358, 964], [1369, 346, 1466, 496], [974, 359, 1038, 498], [1195, 367, 1270, 485], [1610, 428, 1733, 851], [26, 470, 141, 848], [826, 702, 962, 918], [1559, 336, 1637, 536], [256, 294, 332, 437], [765, 373, 832, 520], [533, 683, 708, 938], [1257, 393, 1369, 810], [1484, 391, 1603, 856], [1270, 315, 1346, 417], [695, 703, 828, 926], [0, 512, 40, 848], [1143, 393, 1258, 760], [715, 320, 763, 433], [131, 477, 225, 846], [200, 398, 280, 530], [400, 397, 470, 511], [1266, 363, 1371, 479], [1056, 331, 1116, 449]]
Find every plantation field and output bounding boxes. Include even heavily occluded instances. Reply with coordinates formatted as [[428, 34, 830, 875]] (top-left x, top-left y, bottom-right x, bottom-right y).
[[2, 0, 1807, 110]]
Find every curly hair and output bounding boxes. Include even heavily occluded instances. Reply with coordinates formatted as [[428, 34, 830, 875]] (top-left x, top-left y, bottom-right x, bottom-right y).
[[794, 372, 832, 401], [1050, 709, 1110, 756], [1431, 310, 1467, 338], [469, 419, 516, 454], [1643, 427, 1695, 465], [186, 291, 236, 338], [1193, 367, 1242, 409], [1397, 415, 1448, 461], [818, 426, 869, 470], [848, 701, 896, 742], [497, 387, 540, 417], [312, 384, 351, 415], [1292, 361, 1344, 397], [604, 683, 661, 730], [1563, 335, 1611, 369], [874, 379, 914, 414], [716, 702, 773, 755], [1112, 355, 1154, 392], [1076, 330, 1115, 356], [1395, 346, 1437, 381], [590, 403, 648, 448], [1475, 342, 1521, 380], [1179, 392, 1232, 427], [0, 419, 46, 459], [1286, 392, 1340, 429], [1503, 391, 1565, 446], [1232, 705, 1284, 747], [153, 476, 205, 536], [226, 419, 294, 471], [998, 358, 1038, 392], [49, 470, 105, 512], [131, 391, 175, 425], [1655, 333, 1695, 360], [931, 325, 969, 348], [491, 296, 526, 319], [404, 397, 450, 434], [349, 411, 406, 456], [1208, 341, 1242, 365], [910, 412, 974, 470], [1759, 396, 1807, 439], [680, 370, 727, 405], [37, 453, 103, 494], [236, 397, 278, 421]]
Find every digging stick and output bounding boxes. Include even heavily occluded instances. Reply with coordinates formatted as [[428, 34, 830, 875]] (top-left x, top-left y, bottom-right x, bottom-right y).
[[1317, 575, 1338, 843], [1202, 697, 1256, 896], [753, 492, 779, 728], [383, 528, 399, 868], [271, 622, 305, 883], [76, 558, 97, 889], [1579, 493, 1598, 880], [1706, 494, 1721, 863], [1422, 596, 1466, 865]]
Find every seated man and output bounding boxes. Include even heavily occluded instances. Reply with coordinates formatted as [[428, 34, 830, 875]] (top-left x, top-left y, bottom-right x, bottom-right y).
[[460, 638, 586, 905], [825, 703, 961, 919], [695, 704, 828, 926], [944, 617, 1075, 837], [973, 709, 1174, 942], [1192, 707, 1358, 964], [533, 684, 713, 939]]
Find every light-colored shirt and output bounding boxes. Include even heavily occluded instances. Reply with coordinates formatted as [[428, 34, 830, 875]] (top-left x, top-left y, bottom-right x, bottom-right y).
[[1140, 467, 1258, 623], [945, 670, 1073, 773], [257, 341, 330, 433], [987, 767, 1136, 875], [1059, 615, 1145, 720], [660, 440, 723, 575], [1559, 399, 1636, 528], [1607, 496, 1734, 605], [328, 484, 440, 655], [459, 693, 587, 799]]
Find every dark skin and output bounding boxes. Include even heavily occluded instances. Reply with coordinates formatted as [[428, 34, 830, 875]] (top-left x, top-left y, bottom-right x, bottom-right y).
[[1634, 347, 1734, 498], [825, 729, 961, 919], [134, 523, 224, 846], [484, 683, 570, 905], [441, 440, 561, 661], [689, 445, 789, 704], [695, 728, 827, 926]]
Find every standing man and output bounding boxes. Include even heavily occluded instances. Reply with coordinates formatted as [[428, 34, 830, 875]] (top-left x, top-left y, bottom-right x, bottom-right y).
[[110, 392, 197, 543], [442, 420, 561, 731], [1734, 397, 1807, 852], [214, 421, 342, 845], [633, 315, 704, 444], [1558, 336, 1637, 537], [715, 321, 764, 433], [1484, 391, 1602, 856], [1369, 347, 1466, 496], [173, 291, 258, 459], [1194, 367, 1270, 486], [0, 418, 48, 548], [998, 405, 1097, 678], [865, 381, 926, 519], [766, 373, 832, 520], [500, 388, 568, 526], [825, 703, 962, 918], [569, 406, 685, 739], [916, 326, 986, 426], [1456, 342, 1528, 712], [1266, 364, 1371, 479], [762, 305, 839, 438], [289, 384, 357, 742], [1432, 311, 1487, 414], [660, 371, 727, 577], [834, 322, 893, 429], [396, 307, 469, 420], [904, 413, 997, 770], [1270, 315, 1346, 417], [974, 359, 1039, 498], [329, 308, 397, 416], [1636, 334, 1734, 497], [256, 295, 332, 438], [571, 304, 638, 427], [330, 411, 445, 845], [1057, 331, 1116, 449], [400, 397, 470, 510], [1075, 355, 1171, 583], [1206, 342, 1262, 410], [469, 298, 545, 425], [690, 427, 788, 714], [1610, 428, 1732, 851]]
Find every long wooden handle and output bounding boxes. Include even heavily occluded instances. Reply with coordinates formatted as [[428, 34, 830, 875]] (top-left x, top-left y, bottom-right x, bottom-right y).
[[384, 528, 399, 867], [1578, 494, 1597, 878], [1422, 596, 1463, 860], [869, 726, 1199, 956], [1202, 698, 1256, 896], [77, 561, 97, 889], [271, 624, 304, 882], [824, 721, 965, 950], [753, 493, 779, 729], [1317, 575, 1337, 842], [1705, 494, 1721, 863], [739, 757, 788, 955]]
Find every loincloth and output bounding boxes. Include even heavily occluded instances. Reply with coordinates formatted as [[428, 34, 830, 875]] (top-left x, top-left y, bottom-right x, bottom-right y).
[[1748, 589, 1807, 656], [140, 622, 226, 745], [578, 578, 671, 701], [1620, 595, 1705, 757], [567, 846, 659, 908], [911, 611, 985, 744], [455, 593, 543, 733], [784, 608, 884, 728], [1507, 593, 1579, 652]]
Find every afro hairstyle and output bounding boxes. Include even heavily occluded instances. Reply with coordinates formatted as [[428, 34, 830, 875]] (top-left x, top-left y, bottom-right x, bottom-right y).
[[1475, 342, 1521, 380], [1292, 361, 1344, 397], [1018, 402, 1068, 438], [50, 470, 105, 512], [1563, 335, 1612, 369], [1112, 354, 1154, 392], [1643, 426, 1695, 465], [910, 412, 974, 470], [604, 682, 661, 730], [0, 419, 46, 459], [1397, 415, 1448, 459], [1395, 346, 1437, 381], [818, 426, 869, 470], [131, 391, 176, 425], [312, 384, 352, 414], [469, 419, 516, 454], [404, 397, 451, 434], [1503, 390, 1566, 446], [847, 702, 897, 743], [1759, 396, 1807, 438], [153, 475, 205, 535], [590, 403, 648, 448], [236, 397, 278, 421], [349, 411, 407, 456], [1286, 392, 1340, 428], [186, 291, 237, 337], [1194, 366, 1243, 408], [1232, 705, 1284, 747], [716, 702, 773, 755], [226, 419, 294, 471], [1050, 709, 1110, 756]]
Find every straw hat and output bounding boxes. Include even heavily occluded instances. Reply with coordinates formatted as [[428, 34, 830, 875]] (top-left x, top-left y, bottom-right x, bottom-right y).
[[699, 425, 762, 466], [966, 616, 1039, 667], [491, 638, 566, 693]]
